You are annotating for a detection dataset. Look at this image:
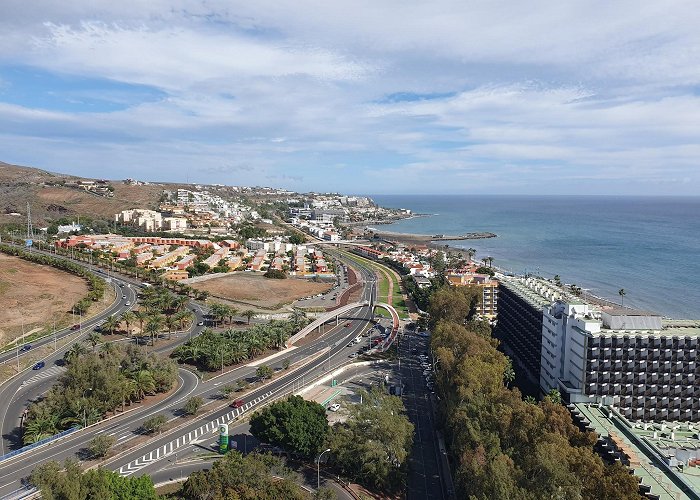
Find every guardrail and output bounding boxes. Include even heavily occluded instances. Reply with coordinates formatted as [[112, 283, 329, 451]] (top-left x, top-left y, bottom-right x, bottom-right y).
[[0, 427, 78, 464]]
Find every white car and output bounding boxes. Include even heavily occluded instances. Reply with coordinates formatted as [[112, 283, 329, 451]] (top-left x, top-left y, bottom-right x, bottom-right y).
[[328, 403, 341, 412], [348, 353, 358, 358], [420, 362, 431, 369]]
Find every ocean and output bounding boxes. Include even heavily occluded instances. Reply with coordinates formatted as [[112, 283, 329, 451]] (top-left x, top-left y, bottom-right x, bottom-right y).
[[370, 195, 700, 319]]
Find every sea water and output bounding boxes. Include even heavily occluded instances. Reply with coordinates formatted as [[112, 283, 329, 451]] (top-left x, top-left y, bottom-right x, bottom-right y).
[[370, 195, 700, 319]]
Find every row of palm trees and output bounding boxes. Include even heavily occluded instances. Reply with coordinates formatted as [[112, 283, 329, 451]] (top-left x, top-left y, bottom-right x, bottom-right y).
[[208, 302, 257, 326], [172, 311, 309, 372]]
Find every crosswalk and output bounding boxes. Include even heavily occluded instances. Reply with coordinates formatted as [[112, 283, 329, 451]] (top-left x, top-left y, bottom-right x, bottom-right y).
[[117, 390, 273, 476], [20, 366, 65, 388]]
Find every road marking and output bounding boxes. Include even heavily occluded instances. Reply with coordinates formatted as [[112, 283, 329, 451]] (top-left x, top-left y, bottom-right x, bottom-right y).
[[117, 390, 274, 477], [20, 365, 66, 387]]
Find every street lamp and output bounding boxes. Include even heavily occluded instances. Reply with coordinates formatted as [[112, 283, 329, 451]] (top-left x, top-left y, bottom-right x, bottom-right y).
[[82, 387, 94, 428], [317, 448, 331, 489]]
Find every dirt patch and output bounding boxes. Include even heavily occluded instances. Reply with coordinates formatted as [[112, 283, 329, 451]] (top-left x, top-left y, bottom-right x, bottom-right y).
[[192, 273, 332, 309], [0, 253, 88, 345]]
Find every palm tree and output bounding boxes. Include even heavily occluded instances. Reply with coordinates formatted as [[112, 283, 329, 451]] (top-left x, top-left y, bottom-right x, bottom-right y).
[[227, 307, 238, 326], [553, 275, 561, 286], [618, 288, 626, 306], [23, 415, 59, 445], [173, 295, 189, 312], [289, 308, 307, 328], [64, 342, 88, 364], [131, 370, 156, 400], [145, 316, 164, 346], [486, 256, 494, 268], [242, 309, 257, 325], [117, 378, 137, 411], [164, 314, 177, 340], [175, 310, 193, 330], [99, 341, 117, 358], [133, 310, 148, 336], [467, 248, 476, 263], [121, 311, 136, 339], [102, 315, 120, 336], [87, 332, 102, 351]]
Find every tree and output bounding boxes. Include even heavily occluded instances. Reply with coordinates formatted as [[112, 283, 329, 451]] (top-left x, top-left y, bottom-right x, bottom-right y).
[[250, 395, 329, 458], [282, 358, 290, 370], [64, 342, 88, 364], [131, 370, 156, 400], [184, 396, 204, 415], [31, 459, 158, 500], [145, 316, 163, 346], [242, 309, 257, 325], [289, 233, 305, 245], [133, 310, 148, 337], [327, 387, 413, 492], [87, 332, 102, 351], [120, 311, 136, 339], [553, 274, 561, 286], [181, 451, 306, 499], [101, 315, 120, 336], [221, 384, 235, 399], [142, 414, 167, 434], [88, 434, 115, 458], [256, 364, 273, 381], [618, 288, 626, 306], [467, 247, 476, 262]]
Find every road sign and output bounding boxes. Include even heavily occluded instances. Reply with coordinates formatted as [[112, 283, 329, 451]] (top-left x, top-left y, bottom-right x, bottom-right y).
[[218, 424, 229, 454]]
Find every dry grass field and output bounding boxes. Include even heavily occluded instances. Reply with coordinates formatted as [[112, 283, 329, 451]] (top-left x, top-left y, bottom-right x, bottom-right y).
[[192, 273, 332, 309], [0, 253, 87, 345]]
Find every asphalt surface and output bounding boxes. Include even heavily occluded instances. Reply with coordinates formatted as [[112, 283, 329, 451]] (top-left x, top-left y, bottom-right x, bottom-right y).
[[398, 331, 447, 500], [0, 250, 378, 499]]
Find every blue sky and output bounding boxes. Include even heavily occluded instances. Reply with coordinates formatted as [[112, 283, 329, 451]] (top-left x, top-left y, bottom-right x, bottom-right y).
[[0, 1, 699, 195]]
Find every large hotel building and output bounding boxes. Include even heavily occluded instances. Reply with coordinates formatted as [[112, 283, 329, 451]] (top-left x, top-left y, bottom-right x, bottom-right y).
[[496, 275, 700, 422]]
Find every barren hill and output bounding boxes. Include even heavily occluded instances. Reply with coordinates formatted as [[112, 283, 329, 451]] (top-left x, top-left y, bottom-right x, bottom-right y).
[[0, 160, 166, 227]]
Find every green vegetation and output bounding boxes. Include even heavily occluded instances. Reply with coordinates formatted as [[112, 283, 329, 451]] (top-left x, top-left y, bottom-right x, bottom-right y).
[[256, 364, 274, 381], [264, 268, 287, 279], [427, 286, 641, 499], [250, 395, 329, 459], [88, 434, 115, 459], [23, 344, 177, 444], [327, 387, 413, 493], [234, 222, 267, 240], [142, 414, 167, 434], [30, 460, 158, 500], [183, 396, 204, 416], [180, 451, 309, 499], [172, 317, 308, 372]]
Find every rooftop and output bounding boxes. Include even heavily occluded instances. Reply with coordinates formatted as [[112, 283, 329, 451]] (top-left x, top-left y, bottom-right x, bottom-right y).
[[573, 403, 700, 500]]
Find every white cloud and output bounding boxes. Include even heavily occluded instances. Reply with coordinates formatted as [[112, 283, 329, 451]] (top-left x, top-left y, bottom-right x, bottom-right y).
[[0, 1, 699, 194]]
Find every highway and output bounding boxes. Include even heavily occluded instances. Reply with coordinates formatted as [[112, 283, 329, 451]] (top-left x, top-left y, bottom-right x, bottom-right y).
[[0, 248, 378, 498]]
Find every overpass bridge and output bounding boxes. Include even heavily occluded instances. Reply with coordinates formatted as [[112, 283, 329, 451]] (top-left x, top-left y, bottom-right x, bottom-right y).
[[287, 301, 401, 347]]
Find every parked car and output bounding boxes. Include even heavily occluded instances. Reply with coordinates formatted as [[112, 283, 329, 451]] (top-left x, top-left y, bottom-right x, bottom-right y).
[[346, 343, 354, 348], [32, 361, 45, 370], [348, 353, 358, 358], [230, 399, 245, 408], [328, 403, 341, 412]]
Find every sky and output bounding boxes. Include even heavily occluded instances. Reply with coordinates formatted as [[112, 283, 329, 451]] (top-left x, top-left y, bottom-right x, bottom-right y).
[[0, 1, 699, 195]]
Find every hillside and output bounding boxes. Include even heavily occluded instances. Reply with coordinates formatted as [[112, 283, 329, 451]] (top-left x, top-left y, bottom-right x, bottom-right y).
[[0, 161, 166, 227]]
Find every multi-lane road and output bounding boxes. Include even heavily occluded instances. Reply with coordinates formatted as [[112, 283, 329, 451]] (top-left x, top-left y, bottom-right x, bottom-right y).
[[0, 247, 380, 498]]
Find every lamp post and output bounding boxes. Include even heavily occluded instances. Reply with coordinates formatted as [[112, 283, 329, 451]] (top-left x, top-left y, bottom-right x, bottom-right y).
[[317, 448, 331, 489], [82, 387, 93, 428]]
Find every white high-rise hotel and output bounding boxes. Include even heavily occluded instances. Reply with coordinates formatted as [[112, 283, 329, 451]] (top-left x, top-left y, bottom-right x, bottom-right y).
[[498, 275, 700, 422]]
